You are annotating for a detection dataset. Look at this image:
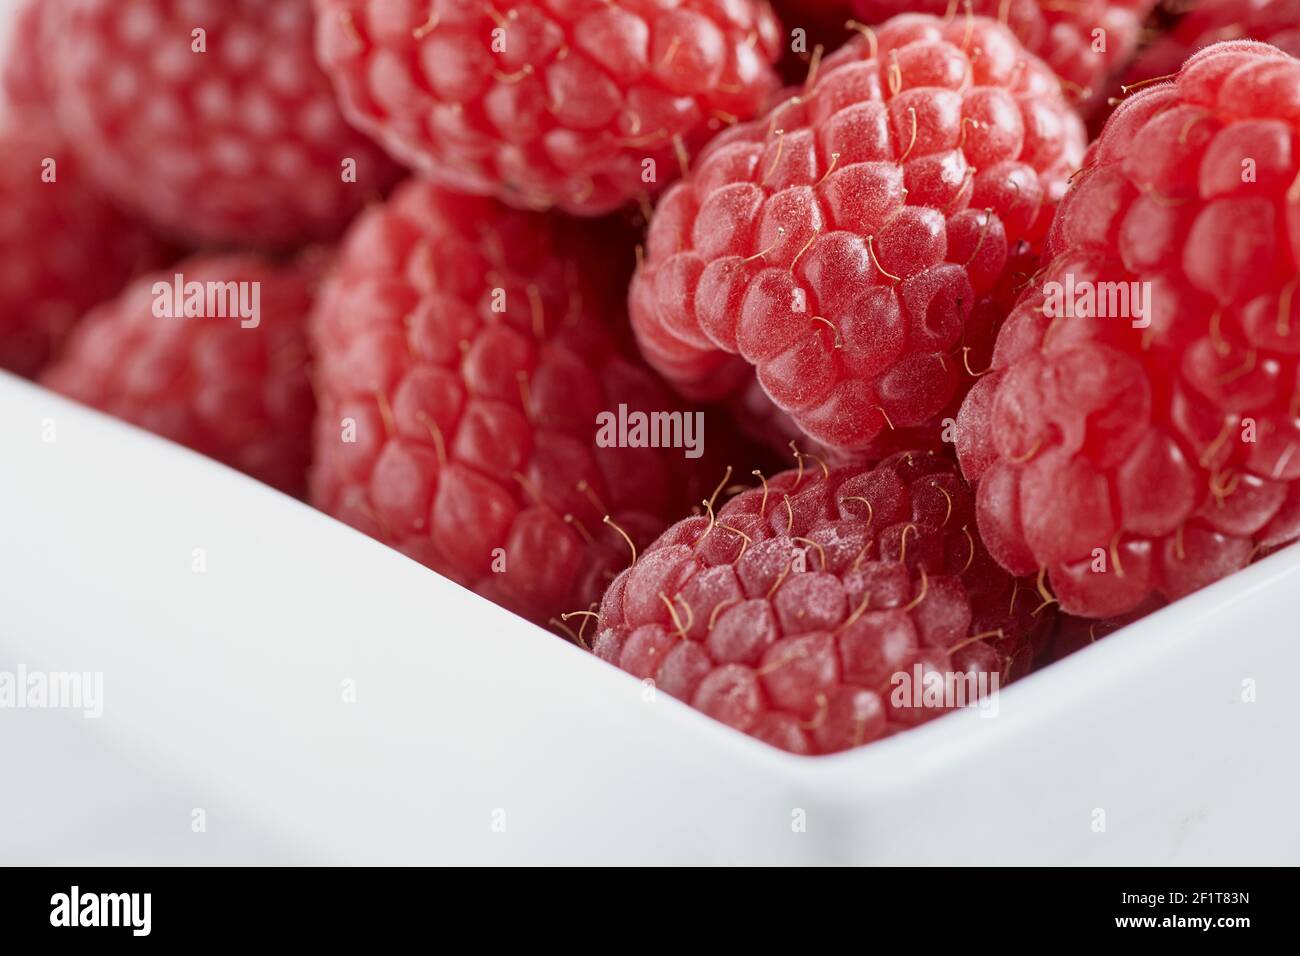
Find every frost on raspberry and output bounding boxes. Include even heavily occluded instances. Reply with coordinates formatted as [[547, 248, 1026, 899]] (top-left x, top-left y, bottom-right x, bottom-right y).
[[313, 0, 783, 216], [309, 180, 749, 626], [591, 449, 1054, 755], [43, 0, 401, 247], [41, 254, 317, 496], [849, 0, 1158, 112], [630, 13, 1086, 456], [957, 41, 1300, 619]]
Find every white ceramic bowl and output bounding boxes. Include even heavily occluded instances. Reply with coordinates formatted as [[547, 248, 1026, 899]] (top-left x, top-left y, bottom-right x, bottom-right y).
[[2, 371, 1298, 864]]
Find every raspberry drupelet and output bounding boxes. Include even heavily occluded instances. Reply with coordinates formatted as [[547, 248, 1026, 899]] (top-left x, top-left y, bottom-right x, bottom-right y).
[[591, 449, 1055, 755], [308, 179, 744, 626], [956, 40, 1300, 619], [313, 0, 784, 216], [630, 13, 1086, 456], [42, 0, 401, 247]]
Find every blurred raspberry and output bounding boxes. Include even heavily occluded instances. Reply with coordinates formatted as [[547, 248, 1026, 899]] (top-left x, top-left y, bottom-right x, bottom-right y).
[[0, 123, 168, 377], [630, 13, 1085, 456], [42, 0, 401, 247], [4, 0, 51, 110], [1096, 1, 1300, 133], [957, 41, 1300, 618], [313, 0, 784, 215], [1125, 0, 1300, 81], [42, 254, 317, 496], [592, 449, 1054, 754]]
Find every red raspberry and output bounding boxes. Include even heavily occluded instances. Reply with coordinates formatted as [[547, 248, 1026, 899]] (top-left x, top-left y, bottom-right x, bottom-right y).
[[591, 449, 1054, 754], [1126, 0, 1300, 81], [0, 123, 168, 377], [630, 13, 1085, 454], [41, 254, 317, 496], [309, 179, 739, 625], [313, 0, 783, 216], [848, 0, 1158, 111], [956, 41, 1300, 619], [1092, 1, 1300, 135], [41, 0, 401, 247]]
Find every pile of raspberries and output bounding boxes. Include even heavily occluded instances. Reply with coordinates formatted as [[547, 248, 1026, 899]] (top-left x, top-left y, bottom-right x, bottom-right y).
[[8, 0, 1299, 755]]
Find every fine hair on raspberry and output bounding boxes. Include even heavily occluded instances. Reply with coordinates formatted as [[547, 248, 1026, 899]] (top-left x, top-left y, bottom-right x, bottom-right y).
[[592, 449, 1054, 755], [847, 0, 1159, 112], [957, 40, 1300, 619], [630, 12, 1086, 457]]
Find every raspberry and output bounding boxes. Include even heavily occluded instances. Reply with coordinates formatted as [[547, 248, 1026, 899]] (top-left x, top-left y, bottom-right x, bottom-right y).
[[728, 368, 965, 467], [1096, 2, 1300, 135], [591, 449, 1053, 754], [309, 179, 741, 625], [5, 0, 51, 110], [42, 0, 401, 247], [630, 13, 1085, 455], [1126, 0, 1300, 81], [41, 254, 317, 496], [956, 41, 1300, 619], [0, 123, 168, 377], [848, 0, 1158, 111], [313, 0, 783, 215]]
